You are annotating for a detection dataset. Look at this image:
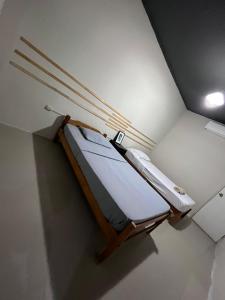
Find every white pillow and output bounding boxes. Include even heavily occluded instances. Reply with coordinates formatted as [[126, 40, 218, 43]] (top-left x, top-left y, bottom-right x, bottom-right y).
[[128, 148, 150, 161], [80, 127, 112, 148]]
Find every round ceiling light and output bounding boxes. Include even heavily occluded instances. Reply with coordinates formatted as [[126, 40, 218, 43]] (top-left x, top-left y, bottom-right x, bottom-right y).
[[205, 92, 224, 108]]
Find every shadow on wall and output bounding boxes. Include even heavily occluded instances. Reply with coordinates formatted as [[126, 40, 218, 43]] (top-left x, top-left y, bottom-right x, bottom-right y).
[[32, 124, 158, 300], [34, 115, 65, 140]]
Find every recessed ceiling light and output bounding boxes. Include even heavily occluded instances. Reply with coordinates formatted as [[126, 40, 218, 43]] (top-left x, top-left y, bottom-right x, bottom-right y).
[[205, 92, 224, 108]]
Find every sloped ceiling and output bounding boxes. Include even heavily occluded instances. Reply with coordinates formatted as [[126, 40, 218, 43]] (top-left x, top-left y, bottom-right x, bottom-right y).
[[143, 0, 225, 124]]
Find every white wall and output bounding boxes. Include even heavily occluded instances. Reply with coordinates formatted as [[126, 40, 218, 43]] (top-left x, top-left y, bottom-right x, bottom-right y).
[[151, 110, 225, 215], [0, 0, 185, 146]]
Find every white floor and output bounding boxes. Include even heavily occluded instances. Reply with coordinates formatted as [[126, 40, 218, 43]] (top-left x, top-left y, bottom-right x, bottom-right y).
[[209, 237, 225, 300], [0, 122, 215, 300]]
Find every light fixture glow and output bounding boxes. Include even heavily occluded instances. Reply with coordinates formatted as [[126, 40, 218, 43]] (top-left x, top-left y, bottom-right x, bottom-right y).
[[205, 92, 224, 108]]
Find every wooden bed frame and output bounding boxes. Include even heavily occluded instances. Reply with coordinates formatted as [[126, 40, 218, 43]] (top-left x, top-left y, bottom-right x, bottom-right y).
[[125, 157, 191, 224], [55, 116, 170, 262]]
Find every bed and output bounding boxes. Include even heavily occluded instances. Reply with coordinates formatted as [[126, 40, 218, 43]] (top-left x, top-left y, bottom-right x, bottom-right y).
[[125, 148, 195, 223], [55, 116, 170, 261]]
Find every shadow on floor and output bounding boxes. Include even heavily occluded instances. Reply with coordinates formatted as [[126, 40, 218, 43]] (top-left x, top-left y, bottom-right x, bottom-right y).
[[32, 133, 158, 300], [170, 216, 192, 231]]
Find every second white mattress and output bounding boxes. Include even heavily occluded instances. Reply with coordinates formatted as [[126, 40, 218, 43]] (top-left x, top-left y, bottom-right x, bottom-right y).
[[125, 149, 195, 212]]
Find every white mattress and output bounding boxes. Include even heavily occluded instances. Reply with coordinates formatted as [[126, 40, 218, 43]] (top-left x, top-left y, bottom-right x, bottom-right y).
[[125, 149, 195, 212]]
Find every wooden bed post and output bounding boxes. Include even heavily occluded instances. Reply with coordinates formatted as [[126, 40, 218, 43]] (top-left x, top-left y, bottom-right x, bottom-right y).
[[53, 114, 71, 142]]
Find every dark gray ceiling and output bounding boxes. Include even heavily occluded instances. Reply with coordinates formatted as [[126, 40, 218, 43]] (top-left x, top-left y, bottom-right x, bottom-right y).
[[143, 0, 225, 124]]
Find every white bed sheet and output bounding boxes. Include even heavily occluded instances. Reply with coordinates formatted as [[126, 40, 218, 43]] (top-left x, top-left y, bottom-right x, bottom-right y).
[[125, 149, 195, 212]]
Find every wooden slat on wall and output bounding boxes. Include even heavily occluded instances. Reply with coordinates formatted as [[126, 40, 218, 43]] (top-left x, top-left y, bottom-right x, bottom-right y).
[[19, 36, 156, 146], [106, 123, 153, 150], [10, 60, 154, 151], [14, 49, 155, 147], [20, 36, 131, 124]]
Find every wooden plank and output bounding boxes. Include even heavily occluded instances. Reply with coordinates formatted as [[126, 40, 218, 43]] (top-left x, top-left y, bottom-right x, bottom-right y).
[[106, 123, 153, 150], [10, 60, 155, 152], [15, 50, 131, 132], [10, 61, 108, 123], [20, 36, 157, 145], [20, 36, 131, 124], [68, 119, 102, 133], [15, 49, 114, 120]]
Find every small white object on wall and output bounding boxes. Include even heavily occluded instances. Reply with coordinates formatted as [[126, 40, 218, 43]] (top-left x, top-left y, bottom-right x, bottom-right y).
[[205, 121, 225, 139], [0, 0, 6, 14], [44, 105, 64, 116]]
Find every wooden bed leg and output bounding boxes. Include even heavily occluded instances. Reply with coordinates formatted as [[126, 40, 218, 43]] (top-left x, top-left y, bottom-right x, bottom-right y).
[[168, 208, 191, 225], [97, 223, 135, 262], [97, 240, 121, 263]]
